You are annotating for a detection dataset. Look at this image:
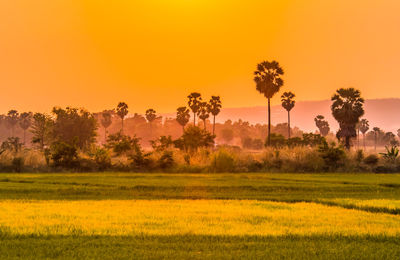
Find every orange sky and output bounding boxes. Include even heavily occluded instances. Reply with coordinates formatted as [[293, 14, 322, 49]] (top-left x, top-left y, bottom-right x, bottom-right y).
[[1, 0, 400, 114]]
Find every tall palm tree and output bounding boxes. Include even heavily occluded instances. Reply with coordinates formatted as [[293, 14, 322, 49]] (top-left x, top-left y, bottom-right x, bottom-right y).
[[116, 102, 128, 133], [373, 127, 380, 151], [209, 96, 222, 135], [314, 115, 330, 137], [359, 119, 369, 150], [188, 92, 202, 126], [198, 102, 210, 130], [19, 112, 33, 144], [331, 88, 364, 150], [6, 110, 19, 137], [145, 108, 157, 138], [281, 92, 295, 139], [100, 110, 113, 143], [176, 107, 190, 133], [254, 60, 284, 146]]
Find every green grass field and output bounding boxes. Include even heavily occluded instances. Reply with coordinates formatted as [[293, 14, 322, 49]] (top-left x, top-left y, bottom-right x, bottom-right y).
[[0, 173, 399, 259]]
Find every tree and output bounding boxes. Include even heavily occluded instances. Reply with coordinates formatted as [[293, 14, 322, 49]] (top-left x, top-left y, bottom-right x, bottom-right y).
[[52, 107, 97, 150], [254, 60, 284, 146], [198, 102, 210, 130], [116, 102, 129, 133], [359, 119, 369, 150], [31, 113, 53, 150], [176, 107, 190, 133], [145, 108, 158, 138], [188, 92, 202, 126], [173, 125, 214, 152], [314, 115, 330, 137], [209, 96, 222, 135], [19, 112, 33, 144], [100, 110, 113, 143], [331, 88, 364, 149], [281, 92, 295, 139], [6, 110, 19, 137], [373, 127, 380, 151]]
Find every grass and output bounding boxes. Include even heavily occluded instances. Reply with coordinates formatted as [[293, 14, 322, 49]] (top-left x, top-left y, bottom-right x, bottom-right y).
[[0, 172, 399, 259]]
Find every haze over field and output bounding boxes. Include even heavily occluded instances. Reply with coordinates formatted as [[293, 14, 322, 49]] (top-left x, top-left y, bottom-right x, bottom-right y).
[[162, 98, 400, 132]]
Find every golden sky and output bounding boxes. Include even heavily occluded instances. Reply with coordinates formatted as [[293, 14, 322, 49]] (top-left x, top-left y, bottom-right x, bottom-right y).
[[1, 0, 400, 114]]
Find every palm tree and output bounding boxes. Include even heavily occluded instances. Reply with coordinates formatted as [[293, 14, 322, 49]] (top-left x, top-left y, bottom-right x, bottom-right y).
[[254, 60, 284, 146], [176, 107, 190, 133], [373, 127, 380, 151], [100, 110, 113, 143], [359, 119, 369, 150], [188, 92, 202, 126], [198, 102, 210, 130], [314, 115, 330, 137], [6, 110, 19, 137], [281, 92, 295, 139], [116, 102, 128, 133], [145, 108, 157, 138], [331, 88, 364, 150], [19, 112, 33, 144], [209, 96, 222, 135]]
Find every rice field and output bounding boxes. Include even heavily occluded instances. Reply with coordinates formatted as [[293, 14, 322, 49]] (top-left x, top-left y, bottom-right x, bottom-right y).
[[0, 173, 399, 259]]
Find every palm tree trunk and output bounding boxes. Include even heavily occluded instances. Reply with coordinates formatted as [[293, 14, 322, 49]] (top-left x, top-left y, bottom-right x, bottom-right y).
[[203, 120, 206, 130], [182, 125, 185, 134], [104, 127, 107, 144], [363, 133, 366, 150], [287, 111, 291, 139], [374, 133, 377, 151], [121, 118, 124, 134], [267, 98, 271, 146], [213, 115, 216, 136], [193, 113, 196, 126], [345, 136, 350, 150]]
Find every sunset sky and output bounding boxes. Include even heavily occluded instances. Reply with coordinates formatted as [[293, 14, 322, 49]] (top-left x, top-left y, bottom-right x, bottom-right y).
[[1, 0, 400, 114]]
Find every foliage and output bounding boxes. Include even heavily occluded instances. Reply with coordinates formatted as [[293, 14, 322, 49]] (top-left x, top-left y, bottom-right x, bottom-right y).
[[151, 135, 174, 151], [31, 113, 53, 150], [331, 88, 364, 149], [93, 148, 112, 170], [265, 133, 286, 148], [379, 146, 399, 162], [50, 141, 79, 168], [363, 154, 379, 166], [314, 115, 330, 136], [302, 133, 327, 147], [318, 142, 346, 171], [174, 126, 214, 152], [176, 107, 190, 129], [158, 151, 175, 169], [210, 150, 235, 172], [106, 132, 141, 156], [1, 137, 23, 153], [52, 107, 97, 150], [187, 92, 202, 125]]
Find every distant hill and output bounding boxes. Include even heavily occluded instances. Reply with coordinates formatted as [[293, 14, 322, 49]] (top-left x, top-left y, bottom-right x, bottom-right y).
[[162, 98, 400, 133]]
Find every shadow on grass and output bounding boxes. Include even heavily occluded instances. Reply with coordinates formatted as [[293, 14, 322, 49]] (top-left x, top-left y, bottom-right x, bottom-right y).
[[0, 234, 399, 259]]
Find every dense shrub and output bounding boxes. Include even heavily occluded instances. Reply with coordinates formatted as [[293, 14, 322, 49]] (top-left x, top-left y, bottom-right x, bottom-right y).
[[318, 143, 346, 171], [50, 142, 79, 168], [210, 150, 235, 173], [363, 154, 379, 166], [158, 151, 175, 169], [106, 133, 141, 155]]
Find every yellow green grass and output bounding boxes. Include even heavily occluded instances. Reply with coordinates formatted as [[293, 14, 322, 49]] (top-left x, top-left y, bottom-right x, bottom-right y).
[[1, 199, 399, 236]]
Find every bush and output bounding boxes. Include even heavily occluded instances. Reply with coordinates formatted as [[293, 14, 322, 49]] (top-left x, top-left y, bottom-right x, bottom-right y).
[[93, 148, 112, 170], [11, 157, 24, 172], [174, 126, 215, 152], [363, 154, 379, 166], [50, 142, 79, 168], [158, 151, 175, 169], [318, 143, 346, 171], [266, 133, 286, 148], [210, 150, 235, 173], [106, 133, 141, 156]]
